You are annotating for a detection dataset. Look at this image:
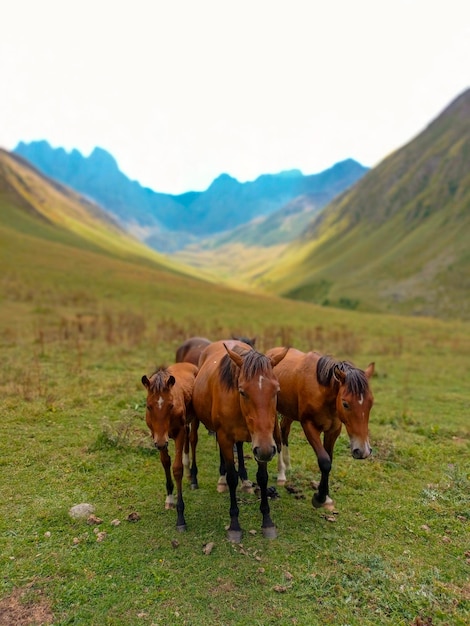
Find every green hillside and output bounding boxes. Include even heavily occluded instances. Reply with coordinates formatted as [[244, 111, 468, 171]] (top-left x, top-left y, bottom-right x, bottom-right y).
[[254, 88, 470, 320], [0, 149, 217, 282]]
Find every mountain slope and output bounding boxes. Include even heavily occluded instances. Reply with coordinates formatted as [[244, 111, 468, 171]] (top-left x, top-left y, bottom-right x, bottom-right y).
[[0, 149, 207, 280], [254, 88, 470, 320], [13, 141, 368, 251]]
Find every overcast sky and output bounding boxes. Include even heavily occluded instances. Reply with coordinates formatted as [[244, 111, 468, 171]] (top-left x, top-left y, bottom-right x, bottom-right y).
[[1, 0, 469, 194]]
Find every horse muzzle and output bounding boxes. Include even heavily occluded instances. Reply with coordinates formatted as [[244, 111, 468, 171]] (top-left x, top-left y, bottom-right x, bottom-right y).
[[154, 440, 169, 451], [252, 444, 277, 463], [350, 439, 372, 459]]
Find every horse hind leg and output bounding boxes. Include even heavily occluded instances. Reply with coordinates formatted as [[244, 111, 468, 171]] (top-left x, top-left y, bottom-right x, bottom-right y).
[[188, 419, 199, 490], [159, 448, 175, 510], [277, 417, 292, 485], [173, 432, 187, 531], [236, 442, 254, 494]]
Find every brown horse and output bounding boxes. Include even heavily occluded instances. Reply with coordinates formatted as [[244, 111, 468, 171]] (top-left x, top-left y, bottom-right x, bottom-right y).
[[175, 336, 211, 366], [191, 340, 288, 541], [266, 347, 374, 509], [141, 362, 199, 531], [175, 335, 257, 493]]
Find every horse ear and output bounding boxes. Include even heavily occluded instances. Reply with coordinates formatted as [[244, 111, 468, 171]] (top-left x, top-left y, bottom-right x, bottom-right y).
[[168, 375, 176, 388], [223, 342, 243, 368], [333, 366, 346, 383], [365, 362, 375, 379], [142, 375, 150, 388], [270, 346, 289, 368]]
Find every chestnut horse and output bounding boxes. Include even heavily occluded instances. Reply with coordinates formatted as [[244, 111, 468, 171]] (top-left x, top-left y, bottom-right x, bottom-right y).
[[191, 340, 288, 541], [141, 362, 198, 531], [175, 335, 257, 493], [266, 347, 374, 509]]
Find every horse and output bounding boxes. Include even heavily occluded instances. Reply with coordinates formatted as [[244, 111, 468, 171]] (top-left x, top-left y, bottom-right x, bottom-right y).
[[175, 335, 257, 493], [266, 347, 374, 509], [191, 340, 288, 541], [175, 336, 211, 366], [141, 362, 199, 531]]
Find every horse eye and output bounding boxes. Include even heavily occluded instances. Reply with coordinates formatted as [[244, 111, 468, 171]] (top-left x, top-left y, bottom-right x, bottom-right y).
[[342, 400, 350, 410], [146, 405, 152, 411], [239, 388, 247, 398]]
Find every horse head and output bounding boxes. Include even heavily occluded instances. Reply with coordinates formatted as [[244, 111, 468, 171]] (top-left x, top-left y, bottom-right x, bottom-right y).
[[224, 344, 289, 463], [142, 369, 181, 450], [333, 361, 375, 459]]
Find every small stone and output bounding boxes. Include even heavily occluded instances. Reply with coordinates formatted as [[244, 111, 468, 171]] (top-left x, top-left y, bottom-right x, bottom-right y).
[[69, 503, 94, 519], [127, 512, 141, 522], [110, 519, 121, 527], [203, 542, 215, 555], [171, 539, 180, 549], [73, 537, 80, 545], [44, 531, 51, 538], [96, 531, 107, 542], [87, 514, 103, 525]]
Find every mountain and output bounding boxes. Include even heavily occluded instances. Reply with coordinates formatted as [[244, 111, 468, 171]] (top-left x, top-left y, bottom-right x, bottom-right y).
[[252, 88, 470, 320], [0, 148, 205, 281], [13, 140, 368, 251]]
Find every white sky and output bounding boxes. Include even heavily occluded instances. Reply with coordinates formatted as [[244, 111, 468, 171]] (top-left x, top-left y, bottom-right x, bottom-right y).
[[1, 0, 469, 194]]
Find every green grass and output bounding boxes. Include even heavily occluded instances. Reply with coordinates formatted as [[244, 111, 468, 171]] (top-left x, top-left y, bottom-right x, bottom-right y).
[[1, 281, 469, 625], [1, 161, 469, 624]]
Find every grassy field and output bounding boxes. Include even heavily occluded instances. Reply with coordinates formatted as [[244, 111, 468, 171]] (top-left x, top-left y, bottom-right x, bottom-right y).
[[1, 261, 469, 626]]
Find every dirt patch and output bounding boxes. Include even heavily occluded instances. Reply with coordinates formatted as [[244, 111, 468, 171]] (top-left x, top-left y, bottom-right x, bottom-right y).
[[0, 586, 53, 626]]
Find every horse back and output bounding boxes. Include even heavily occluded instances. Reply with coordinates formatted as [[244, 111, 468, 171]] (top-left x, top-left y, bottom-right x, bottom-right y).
[[175, 336, 211, 366], [167, 362, 199, 409], [267, 347, 330, 422]]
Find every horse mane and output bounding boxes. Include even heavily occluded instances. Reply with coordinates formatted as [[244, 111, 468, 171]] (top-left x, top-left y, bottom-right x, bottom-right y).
[[317, 355, 369, 396], [148, 367, 170, 393], [219, 347, 270, 390]]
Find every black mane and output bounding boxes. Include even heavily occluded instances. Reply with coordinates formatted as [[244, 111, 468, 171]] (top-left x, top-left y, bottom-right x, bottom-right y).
[[219, 347, 271, 391], [317, 355, 369, 396]]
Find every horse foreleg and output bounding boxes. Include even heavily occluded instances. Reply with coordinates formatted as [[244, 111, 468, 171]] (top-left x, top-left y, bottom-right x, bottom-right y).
[[188, 418, 199, 490], [301, 420, 334, 509], [257, 461, 277, 539], [159, 447, 175, 510], [277, 416, 292, 485], [173, 430, 187, 531]]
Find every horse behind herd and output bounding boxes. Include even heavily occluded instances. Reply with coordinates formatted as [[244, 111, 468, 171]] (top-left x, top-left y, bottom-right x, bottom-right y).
[[141, 335, 375, 541]]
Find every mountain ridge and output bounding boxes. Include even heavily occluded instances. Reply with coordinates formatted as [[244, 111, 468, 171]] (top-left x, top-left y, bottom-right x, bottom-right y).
[[13, 140, 368, 251]]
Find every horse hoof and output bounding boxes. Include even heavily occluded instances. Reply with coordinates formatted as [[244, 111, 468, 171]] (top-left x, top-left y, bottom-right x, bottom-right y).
[[165, 503, 175, 510], [217, 483, 228, 493], [312, 493, 334, 509], [262, 526, 277, 539], [240, 480, 254, 494], [176, 524, 187, 532], [277, 479, 286, 486], [191, 483, 199, 490], [227, 529, 243, 543]]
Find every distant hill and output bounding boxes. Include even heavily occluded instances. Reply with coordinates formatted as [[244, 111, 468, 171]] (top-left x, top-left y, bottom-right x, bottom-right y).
[[13, 140, 368, 252], [253, 88, 470, 320], [0, 148, 203, 280]]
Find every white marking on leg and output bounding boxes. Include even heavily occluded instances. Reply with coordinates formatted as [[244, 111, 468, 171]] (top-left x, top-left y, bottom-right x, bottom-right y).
[[165, 494, 175, 509]]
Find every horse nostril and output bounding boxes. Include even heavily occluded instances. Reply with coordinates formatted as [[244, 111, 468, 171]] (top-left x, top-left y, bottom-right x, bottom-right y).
[[352, 448, 361, 459]]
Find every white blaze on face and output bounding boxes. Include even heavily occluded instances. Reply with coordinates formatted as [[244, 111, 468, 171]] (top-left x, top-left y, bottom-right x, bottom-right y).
[[258, 375, 264, 390], [157, 396, 164, 409], [358, 394, 364, 405]]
